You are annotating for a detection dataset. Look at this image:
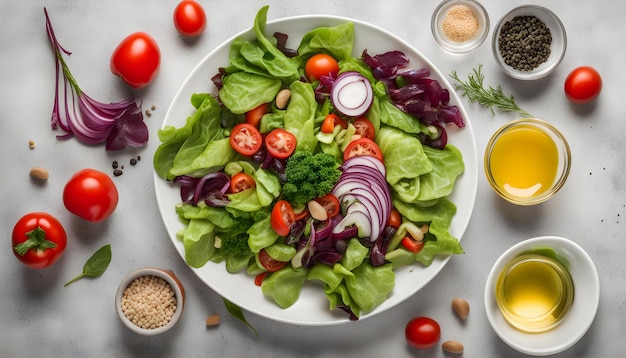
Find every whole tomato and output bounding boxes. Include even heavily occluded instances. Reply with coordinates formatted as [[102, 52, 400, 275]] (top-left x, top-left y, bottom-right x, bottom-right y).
[[173, 0, 207, 37], [63, 169, 119, 222], [405, 316, 441, 350], [12, 212, 67, 269], [110, 32, 161, 88], [564, 66, 602, 104]]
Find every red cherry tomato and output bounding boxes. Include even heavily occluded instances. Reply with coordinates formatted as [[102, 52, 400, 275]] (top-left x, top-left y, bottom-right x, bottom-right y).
[[387, 208, 402, 228], [258, 249, 288, 272], [405, 316, 441, 350], [12, 212, 67, 269], [110, 32, 160, 89], [230, 123, 263, 156], [564, 66, 602, 104], [270, 200, 295, 236], [401, 237, 425, 254], [321, 113, 347, 133], [343, 138, 384, 163], [305, 53, 339, 82], [173, 0, 207, 37], [230, 172, 256, 193], [246, 103, 268, 128], [265, 128, 297, 159], [63, 168, 119, 222], [352, 118, 376, 140], [315, 194, 340, 218], [254, 272, 268, 286]]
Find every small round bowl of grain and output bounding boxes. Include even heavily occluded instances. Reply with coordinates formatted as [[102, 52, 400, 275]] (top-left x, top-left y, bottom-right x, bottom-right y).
[[492, 5, 567, 80], [115, 268, 185, 335], [431, 0, 490, 53]]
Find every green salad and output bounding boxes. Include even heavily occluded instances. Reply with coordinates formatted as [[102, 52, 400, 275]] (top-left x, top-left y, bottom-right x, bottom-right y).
[[154, 6, 465, 320]]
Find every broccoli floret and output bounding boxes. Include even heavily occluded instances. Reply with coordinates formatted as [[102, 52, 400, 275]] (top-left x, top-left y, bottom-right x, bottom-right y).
[[218, 232, 252, 257], [282, 151, 341, 205]]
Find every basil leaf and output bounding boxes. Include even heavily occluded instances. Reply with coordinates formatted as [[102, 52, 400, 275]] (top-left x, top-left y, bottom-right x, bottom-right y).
[[64, 244, 112, 287], [223, 298, 258, 336]]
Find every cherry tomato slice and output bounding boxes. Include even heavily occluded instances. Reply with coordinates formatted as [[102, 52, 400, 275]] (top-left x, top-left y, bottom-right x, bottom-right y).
[[173, 0, 207, 38], [110, 32, 160, 89], [12, 212, 67, 269], [321, 114, 347, 133], [270, 200, 295, 236], [343, 138, 384, 163], [230, 172, 256, 193], [352, 118, 376, 140], [401, 237, 425, 254], [230, 123, 263, 156], [405, 316, 441, 350], [305, 53, 339, 82], [245, 103, 268, 128], [258, 249, 288, 272], [315, 194, 341, 218], [387, 208, 402, 228], [265, 128, 297, 159]]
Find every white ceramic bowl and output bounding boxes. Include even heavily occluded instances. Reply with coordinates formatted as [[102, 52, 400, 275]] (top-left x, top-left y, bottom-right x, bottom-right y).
[[115, 268, 186, 335], [431, 0, 490, 53], [492, 5, 566, 80], [484, 236, 599, 356]]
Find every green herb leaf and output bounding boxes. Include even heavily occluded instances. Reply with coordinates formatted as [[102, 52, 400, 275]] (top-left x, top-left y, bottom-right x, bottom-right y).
[[64, 244, 112, 287], [223, 298, 259, 336], [449, 64, 533, 118]]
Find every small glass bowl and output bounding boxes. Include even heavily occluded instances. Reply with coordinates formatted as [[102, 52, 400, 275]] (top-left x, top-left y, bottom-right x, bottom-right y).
[[115, 268, 186, 336], [484, 118, 571, 205], [492, 5, 567, 80], [431, 0, 490, 53]]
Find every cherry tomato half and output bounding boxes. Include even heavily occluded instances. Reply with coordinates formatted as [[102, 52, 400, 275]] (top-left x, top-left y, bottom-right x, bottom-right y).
[[352, 118, 376, 140], [564, 66, 602, 104], [270, 200, 295, 236], [230, 123, 263, 156], [63, 168, 119, 222], [387, 207, 402, 228], [12, 212, 67, 269], [258, 249, 288, 272], [405, 316, 441, 350], [173, 0, 207, 38], [315, 194, 340, 218], [246, 103, 268, 128], [110, 32, 161, 89], [230, 172, 256, 193], [321, 113, 347, 133], [265, 128, 297, 159], [305, 53, 339, 82], [343, 138, 384, 163]]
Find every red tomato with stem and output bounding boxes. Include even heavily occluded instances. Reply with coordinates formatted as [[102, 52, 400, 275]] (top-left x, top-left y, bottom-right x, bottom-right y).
[[405, 316, 441, 350], [12, 212, 67, 269], [110, 32, 160, 89], [564, 66, 602, 104], [343, 138, 384, 163], [173, 0, 207, 37], [246, 103, 268, 128], [315, 194, 340, 218], [258, 249, 287, 272], [352, 118, 376, 140], [305, 53, 339, 82], [265, 128, 297, 159], [230, 123, 263, 156], [63, 168, 119, 222], [230, 172, 256, 193], [270, 200, 295, 236]]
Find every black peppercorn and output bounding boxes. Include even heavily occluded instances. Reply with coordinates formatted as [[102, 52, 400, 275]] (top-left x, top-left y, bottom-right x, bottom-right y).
[[498, 15, 552, 71]]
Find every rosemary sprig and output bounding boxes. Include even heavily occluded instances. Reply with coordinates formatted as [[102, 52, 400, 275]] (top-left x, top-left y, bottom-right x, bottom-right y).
[[449, 64, 533, 118]]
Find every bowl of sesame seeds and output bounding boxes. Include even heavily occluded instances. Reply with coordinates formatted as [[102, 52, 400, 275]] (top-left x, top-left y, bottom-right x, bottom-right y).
[[492, 5, 567, 80], [115, 268, 185, 335], [431, 0, 490, 53]]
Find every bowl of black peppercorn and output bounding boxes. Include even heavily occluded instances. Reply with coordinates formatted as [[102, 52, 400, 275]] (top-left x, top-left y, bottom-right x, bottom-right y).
[[492, 5, 566, 80]]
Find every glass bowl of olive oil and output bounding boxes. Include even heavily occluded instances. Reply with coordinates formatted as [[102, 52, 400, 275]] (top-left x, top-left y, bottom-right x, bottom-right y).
[[484, 118, 571, 205], [485, 236, 599, 356]]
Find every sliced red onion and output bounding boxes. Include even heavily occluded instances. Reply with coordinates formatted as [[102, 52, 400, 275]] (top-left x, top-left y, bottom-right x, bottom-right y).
[[331, 71, 373, 118]]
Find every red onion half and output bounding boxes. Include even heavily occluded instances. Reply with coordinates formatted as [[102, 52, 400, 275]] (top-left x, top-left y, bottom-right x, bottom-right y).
[[330, 71, 374, 118]]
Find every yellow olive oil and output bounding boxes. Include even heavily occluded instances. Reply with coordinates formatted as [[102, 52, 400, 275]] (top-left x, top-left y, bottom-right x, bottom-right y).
[[495, 254, 574, 333], [489, 124, 559, 198]]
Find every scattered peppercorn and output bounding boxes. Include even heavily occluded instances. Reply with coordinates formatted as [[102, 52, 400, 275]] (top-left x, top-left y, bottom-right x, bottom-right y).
[[498, 15, 552, 71], [113, 169, 123, 177], [112, 160, 119, 169], [130, 158, 138, 166]]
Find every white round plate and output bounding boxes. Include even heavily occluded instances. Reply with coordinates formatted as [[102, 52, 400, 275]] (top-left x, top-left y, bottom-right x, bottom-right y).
[[485, 236, 600, 355], [154, 14, 478, 326]]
